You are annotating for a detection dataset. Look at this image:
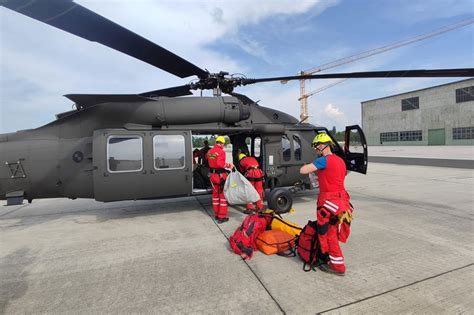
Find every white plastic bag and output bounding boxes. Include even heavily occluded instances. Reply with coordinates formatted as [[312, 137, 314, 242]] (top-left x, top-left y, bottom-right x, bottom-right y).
[[224, 170, 260, 205]]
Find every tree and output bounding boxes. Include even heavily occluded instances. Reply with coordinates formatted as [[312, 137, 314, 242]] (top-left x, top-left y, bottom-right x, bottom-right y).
[[335, 131, 345, 142]]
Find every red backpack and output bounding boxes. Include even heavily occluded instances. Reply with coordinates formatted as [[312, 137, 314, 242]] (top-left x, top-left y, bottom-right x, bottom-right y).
[[296, 220, 321, 271], [229, 214, 272, 260]]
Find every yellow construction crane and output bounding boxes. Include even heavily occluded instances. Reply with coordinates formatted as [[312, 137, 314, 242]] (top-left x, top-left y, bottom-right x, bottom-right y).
[[296, 18, 474, 121]]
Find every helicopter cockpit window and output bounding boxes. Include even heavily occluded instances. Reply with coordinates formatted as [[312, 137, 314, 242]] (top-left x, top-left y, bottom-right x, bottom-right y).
[[153, 135, 185, 170], [281, 135, 291, 161], [107, 136, 143, 173], [293, 135, 301, 160]]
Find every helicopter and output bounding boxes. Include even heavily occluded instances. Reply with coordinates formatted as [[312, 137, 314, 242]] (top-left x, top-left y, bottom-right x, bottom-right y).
[[1, 0, 473, 212]]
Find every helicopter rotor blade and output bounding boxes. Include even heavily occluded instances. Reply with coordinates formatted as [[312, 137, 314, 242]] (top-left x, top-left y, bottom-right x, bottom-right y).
[[1, 0, 209, 79], [139, 85, 193, 98], [242, 68, 474, 85]]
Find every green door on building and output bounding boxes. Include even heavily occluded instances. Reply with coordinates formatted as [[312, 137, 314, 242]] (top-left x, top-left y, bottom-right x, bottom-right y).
[[428, 128, 445, 145]]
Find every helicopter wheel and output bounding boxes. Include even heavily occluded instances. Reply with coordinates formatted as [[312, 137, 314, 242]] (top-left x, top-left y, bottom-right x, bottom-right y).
[[268, 188, 293, 214]]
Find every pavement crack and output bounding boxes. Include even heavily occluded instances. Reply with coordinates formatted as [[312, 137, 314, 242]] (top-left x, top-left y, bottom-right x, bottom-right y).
[[317, 263, 474, 314], [194, 196, 286, 314]]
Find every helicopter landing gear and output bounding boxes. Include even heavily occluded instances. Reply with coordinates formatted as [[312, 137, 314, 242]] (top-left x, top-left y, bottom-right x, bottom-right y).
[[267, 188, 293, 214]]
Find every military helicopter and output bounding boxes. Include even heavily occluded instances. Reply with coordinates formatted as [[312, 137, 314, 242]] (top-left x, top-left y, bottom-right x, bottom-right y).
[[1, 0, 473, 212]]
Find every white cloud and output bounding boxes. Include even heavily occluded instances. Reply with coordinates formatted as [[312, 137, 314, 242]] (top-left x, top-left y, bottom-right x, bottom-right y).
[[78, 0, 329, 66], [230, 34, 268, 60], [313, 103, 349, 130], [324, 103, 345, 119]]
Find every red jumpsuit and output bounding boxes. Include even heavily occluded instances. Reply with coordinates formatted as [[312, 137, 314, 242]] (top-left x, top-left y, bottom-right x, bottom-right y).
[[206, 144, 231, 219], [314, 154, 352, 273], [239, 156, 265, 211]]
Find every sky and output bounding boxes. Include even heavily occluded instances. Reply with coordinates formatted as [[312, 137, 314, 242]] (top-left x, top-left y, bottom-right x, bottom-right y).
[[1, 0, 473, 133]]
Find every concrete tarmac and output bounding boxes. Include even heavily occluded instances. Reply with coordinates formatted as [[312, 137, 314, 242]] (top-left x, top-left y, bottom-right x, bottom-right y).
[[1, 163, 473, 314], [369, 145, 474, 169]]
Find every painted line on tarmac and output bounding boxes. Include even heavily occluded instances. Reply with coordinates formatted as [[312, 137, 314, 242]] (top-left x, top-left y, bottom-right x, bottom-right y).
[[194, 196, 285, 314], [317, 263, 474, 314], [369, 156, 474, 169]]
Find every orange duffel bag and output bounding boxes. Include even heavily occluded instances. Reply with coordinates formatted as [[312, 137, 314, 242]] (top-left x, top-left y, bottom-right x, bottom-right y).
[[256, 230, 296, 256]]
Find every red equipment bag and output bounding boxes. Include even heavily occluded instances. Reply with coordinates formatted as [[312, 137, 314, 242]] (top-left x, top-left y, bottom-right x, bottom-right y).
[[229, 213, 272, 260], [296, 220, 320, 272]]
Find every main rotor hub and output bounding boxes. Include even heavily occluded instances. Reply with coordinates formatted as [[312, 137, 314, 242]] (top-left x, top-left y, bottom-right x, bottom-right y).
[[190, 71, 245, 94]]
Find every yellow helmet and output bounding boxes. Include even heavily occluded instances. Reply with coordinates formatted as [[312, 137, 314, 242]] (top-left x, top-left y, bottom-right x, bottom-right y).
[[215, 136, 226, 144], [312, 133, 333, 146], [238, 153, 247, 161]]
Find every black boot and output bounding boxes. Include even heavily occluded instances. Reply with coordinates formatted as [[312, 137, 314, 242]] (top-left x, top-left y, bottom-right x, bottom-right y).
[[319, 263, 345, 276], [317, 252, 329, 266], [217, 217, 229, 224]]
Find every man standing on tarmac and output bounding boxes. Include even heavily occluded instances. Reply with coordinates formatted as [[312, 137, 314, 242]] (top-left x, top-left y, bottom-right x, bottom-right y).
[[206, 136, 233, 223], [237, 149, 265, 214], [299, 133, 353, 276]]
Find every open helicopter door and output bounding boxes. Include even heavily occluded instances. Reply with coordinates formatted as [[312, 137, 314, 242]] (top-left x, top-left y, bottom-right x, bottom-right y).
[[93, 130, 192, 202], [344, 125, 368, 174]]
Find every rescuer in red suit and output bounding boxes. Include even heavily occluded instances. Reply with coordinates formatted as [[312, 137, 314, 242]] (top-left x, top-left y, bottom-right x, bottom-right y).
[[237, 149, 265, 214], [206, 136, 233, 223], [299, 133, 353, 276]]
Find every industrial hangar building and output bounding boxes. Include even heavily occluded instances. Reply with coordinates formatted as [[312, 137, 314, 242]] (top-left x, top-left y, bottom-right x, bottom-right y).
[[361, 78, 473, 146]]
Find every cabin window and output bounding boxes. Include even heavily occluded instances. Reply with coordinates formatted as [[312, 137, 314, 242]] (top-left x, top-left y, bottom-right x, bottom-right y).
[[107, 136, 143, 173], [281, 135, 291, 161], [226, 142, 233, 162], [153, 135, 186, 170], [293, 135, 301, 160], [243, 136, 261, 158], [254, 137, 261, 158], [245, 137, 252, 154]]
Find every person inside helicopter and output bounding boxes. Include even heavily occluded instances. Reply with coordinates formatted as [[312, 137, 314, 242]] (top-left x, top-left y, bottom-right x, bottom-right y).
[[192, 136, 212, 190], [236, 148, 265, 213], [198, 140, 211, 167]]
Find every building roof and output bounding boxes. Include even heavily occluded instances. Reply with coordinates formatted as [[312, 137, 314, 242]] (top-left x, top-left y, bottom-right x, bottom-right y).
[[361, 78, 474, 104]]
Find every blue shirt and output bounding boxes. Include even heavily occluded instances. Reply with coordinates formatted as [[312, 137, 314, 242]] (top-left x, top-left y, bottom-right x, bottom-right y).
[[312, 156, 327, 170]]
